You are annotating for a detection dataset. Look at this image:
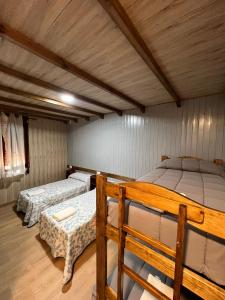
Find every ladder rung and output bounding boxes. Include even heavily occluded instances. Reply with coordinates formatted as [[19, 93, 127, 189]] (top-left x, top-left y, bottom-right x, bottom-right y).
[[105, 286, 117, 300], [123, 264, 172, 300], [123, 224, 176, 258]]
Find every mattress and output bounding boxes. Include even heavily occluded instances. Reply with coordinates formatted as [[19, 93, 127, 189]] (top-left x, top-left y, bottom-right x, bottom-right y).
[[107, 158, 225, 285], [17, 175, 90, 227], [39, 189, 96, 284]]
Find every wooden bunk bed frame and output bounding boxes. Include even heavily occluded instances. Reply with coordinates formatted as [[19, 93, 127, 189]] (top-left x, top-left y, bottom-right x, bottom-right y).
[[96, 174, 225, 300]]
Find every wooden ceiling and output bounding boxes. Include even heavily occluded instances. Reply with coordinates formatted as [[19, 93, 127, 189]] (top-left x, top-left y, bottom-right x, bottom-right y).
[[0, 0, 224, 122]]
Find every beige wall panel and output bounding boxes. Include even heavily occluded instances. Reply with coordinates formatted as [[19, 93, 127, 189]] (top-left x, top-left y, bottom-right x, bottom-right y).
[[0, 118, 68, 205], [68, 95, 225, 178]]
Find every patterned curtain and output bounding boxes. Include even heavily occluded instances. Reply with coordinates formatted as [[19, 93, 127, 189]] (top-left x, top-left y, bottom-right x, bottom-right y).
[[0, 112, 26, 178]]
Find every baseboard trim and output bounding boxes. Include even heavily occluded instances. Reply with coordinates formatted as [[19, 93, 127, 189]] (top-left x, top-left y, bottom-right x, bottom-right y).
[[0, 200, 16, 208]]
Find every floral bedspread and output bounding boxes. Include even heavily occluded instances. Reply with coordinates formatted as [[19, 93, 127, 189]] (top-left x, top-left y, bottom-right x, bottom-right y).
[[39, 189, 96, 284], [17, 178, 88, 227]]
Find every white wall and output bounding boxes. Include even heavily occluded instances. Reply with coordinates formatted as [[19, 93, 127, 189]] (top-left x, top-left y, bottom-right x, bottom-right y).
[[68, 95, 225, 178]]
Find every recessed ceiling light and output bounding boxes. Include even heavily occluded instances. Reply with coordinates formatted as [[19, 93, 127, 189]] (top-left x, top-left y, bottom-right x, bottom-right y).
[[46, 99, 58, 105], [61, 93, 75, 104]]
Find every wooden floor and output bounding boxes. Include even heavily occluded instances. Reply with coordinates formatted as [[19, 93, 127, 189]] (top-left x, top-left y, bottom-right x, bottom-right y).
[[0, 204, 117, 300]]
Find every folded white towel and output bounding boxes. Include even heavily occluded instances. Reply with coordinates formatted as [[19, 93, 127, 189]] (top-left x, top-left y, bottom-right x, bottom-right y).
[[140, 274, 173, 300], [52, 207, 76, 221], [27, 189, 45, 197]]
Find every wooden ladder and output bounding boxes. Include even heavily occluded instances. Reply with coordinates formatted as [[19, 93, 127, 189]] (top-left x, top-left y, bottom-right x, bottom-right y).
[[116, 186, 187, 300]]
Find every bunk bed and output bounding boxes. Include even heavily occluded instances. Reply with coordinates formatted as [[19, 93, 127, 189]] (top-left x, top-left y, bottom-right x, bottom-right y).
[[17, 172, 92, 227], [106, 157, 225, 286], [94, 164, 225, 299]]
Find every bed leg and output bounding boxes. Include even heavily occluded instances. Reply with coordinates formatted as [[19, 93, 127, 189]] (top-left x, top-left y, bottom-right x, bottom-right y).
[[96, 175, 107, 300]]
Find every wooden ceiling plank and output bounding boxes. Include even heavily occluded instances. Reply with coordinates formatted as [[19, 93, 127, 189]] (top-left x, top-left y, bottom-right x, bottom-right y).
[[97, 0, 181, 107], [0, 23, 143, 113], [0, 83, 104, 119], [0, 95, 90, 121], [0, 103, 78, 123], [0, 62, 121, 116]]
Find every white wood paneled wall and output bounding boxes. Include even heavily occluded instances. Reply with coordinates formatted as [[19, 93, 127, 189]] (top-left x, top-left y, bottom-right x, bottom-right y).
[[68, 95, 225, 178], [0, 118, 68, 205]]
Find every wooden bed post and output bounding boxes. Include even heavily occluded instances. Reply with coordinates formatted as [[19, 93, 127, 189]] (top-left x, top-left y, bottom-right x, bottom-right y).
[[96, 175, 107, 300], [173, 204, 187, 300], [117, 186, 126, 300]]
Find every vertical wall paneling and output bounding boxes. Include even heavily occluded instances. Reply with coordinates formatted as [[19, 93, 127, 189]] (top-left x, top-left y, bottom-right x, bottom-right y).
[[68, 95, 225, 178], [0, 118, 68, 205]]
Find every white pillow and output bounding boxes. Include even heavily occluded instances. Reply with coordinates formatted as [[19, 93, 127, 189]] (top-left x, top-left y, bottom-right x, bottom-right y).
[[68, 172, 92, 190], [157, 158, 182, 170], [200, 160, 225, 176]]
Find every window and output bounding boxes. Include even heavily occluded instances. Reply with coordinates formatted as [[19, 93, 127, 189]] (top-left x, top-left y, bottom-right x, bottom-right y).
[[0, 113, 29, 178]]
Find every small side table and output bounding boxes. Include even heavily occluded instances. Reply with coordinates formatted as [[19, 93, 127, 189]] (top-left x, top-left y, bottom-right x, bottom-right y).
[[90, 175, 96, 190], [66, 168, 75, 178]]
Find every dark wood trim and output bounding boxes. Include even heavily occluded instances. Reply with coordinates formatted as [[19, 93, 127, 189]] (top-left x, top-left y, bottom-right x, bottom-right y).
[[0, 84, 104, 119], [98, 0, 181, 107], [0, 96, 90, 121], [23, 116, 30, 174], [101, 171, 135, 182], [0, 103, 77, 123], [0, 63, 121, 116], [27, 114, 74, 123], [67, 164, 135, 182], [2, 136, 6, 167], [67, 165, 96, 175], [0, 24, 144, 112]]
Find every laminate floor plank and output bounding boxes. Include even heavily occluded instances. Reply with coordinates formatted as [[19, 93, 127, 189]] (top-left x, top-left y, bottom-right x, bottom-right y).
[[0, 204, 117, 300]]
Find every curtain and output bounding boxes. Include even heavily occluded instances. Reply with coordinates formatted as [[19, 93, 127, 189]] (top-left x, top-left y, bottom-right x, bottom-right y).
[[0, 112, 26, 178], [0, 113, 5, 178]]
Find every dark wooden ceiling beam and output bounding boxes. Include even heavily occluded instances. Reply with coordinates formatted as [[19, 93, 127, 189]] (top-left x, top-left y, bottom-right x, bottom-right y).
[[0, 84, 104, 119], [0, 23, 145, 112], [0, 62, 122, 116], [0, 103, 78, 123], [0, 64, 106, 118], [97, 0, 181, 107], [0, 95, 90, 121]]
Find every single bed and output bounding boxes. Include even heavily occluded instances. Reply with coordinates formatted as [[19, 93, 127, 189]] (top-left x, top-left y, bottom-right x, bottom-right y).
[[39, 188, 96, 284], [107, 157, 225, 286], [17, 172, 92, 227], [38, 177, 124, 284]]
